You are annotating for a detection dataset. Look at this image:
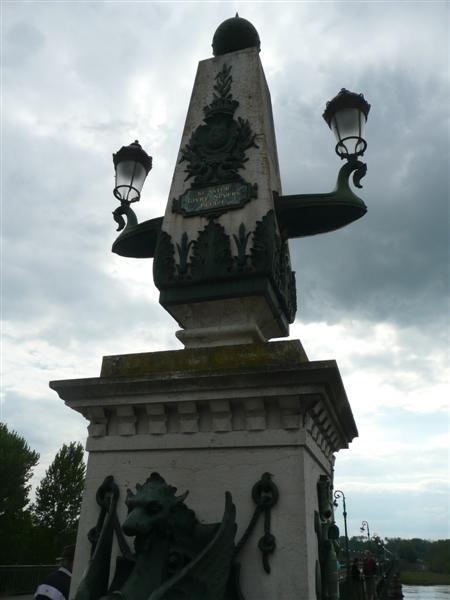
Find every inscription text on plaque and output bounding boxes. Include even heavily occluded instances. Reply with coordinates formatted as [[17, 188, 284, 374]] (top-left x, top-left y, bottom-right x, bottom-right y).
[[172, 182, 257, 217]]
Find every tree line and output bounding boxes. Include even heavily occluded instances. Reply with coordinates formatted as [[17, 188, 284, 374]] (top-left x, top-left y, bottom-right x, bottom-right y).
[[0, 423, 85, 565], [384, 537, 450, 574], [338, 535, 450, 574]]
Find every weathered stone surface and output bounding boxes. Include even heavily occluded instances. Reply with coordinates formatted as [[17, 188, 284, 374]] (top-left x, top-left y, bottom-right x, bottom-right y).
[[51, 340, 357, 600], [100, 339, 308, 377]]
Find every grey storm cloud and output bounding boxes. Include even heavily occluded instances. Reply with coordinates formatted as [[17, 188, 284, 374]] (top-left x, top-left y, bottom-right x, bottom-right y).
[[281, 65, 449, 331], [3, 19, 46, 67]]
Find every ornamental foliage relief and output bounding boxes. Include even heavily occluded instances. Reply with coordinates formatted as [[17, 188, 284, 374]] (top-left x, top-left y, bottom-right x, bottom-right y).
[[179, 63, 258, 188]]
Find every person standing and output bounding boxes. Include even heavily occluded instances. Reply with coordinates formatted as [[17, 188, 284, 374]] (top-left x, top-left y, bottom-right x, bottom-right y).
[[351, 557, 362, 600], [363, 550, 377, 600], [34, 545, 75, 600]]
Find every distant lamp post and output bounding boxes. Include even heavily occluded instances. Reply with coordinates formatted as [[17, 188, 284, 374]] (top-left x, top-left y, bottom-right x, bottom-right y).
[[323, 88, 371, 161], [372, 534, 387, 576], [334, 489, 350, 577], [112, 140, 152, 232], [360, 520, 371, 540]]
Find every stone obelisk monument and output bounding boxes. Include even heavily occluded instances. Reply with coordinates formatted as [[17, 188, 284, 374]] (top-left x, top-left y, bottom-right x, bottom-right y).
[[51, 16, 366, 600]]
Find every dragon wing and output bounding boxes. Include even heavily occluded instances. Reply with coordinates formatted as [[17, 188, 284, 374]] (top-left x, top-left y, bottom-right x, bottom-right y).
[[149, 492, 237, 600]]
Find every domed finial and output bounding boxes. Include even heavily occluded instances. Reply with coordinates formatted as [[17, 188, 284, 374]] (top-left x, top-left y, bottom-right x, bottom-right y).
[[212, 15, 261, 56]]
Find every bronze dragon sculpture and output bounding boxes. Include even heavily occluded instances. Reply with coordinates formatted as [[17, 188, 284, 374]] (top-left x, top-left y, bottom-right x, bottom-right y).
[[74, 473, 243, 600]]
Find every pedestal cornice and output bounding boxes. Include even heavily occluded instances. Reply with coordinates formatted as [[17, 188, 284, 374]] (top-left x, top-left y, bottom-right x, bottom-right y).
[[50, 341, 357, 462]]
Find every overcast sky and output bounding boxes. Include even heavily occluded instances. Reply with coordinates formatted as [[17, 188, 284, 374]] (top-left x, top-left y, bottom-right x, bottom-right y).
[[1, 1, 449, 542]]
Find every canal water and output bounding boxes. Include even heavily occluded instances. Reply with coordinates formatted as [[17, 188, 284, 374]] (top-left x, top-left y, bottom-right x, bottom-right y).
[[403, 585, 450, 599]]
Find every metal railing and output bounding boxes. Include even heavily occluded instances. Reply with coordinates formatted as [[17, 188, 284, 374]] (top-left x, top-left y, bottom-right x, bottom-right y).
[[0, 565, 57, 596], [338, 558, 400, 600]]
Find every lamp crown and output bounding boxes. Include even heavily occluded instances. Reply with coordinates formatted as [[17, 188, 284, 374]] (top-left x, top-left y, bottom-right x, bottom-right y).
[[113, 140, 152, 174], [323, 88, 371, 127]]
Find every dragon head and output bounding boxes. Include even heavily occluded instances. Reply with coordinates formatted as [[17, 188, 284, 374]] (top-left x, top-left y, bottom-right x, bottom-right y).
[[122, 472, 188, 537]]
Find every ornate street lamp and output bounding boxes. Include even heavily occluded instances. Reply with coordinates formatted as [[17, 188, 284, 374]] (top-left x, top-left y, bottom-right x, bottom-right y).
[[323, 88, 371, 161], [113, 140, 152, 203], [333, 490, 350, 578], [360, 520, 371, 540], [112, 140, 153, 235], [270, 88, 371, 241]]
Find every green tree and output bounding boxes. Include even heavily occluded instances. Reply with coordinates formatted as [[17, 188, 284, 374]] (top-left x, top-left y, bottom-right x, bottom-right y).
[[398, 539, 418, 562], [32, 442, 86, 559], [427, 540, 450, 573], [0, 422, 39, 563], [0, 423, 39, 519]]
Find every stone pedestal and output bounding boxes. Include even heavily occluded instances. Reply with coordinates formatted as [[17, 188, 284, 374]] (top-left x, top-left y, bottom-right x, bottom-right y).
[[51, 340, 357, 600]]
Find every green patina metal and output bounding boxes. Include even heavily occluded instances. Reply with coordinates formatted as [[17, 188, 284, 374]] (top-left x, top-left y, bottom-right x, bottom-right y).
[[76, 477, 123, 600], [87, 476, 132, 561], [75, 474, 243, 600], [176, 232, 194, 276], [275, 160, 367, 239], [233, 223, 251, 270], [315, 475, 340, 600], [172, 181, 257, 218], [212, 14, 261, 57], [111, 215, 162, 259], [153, 230, 176, 287], [112, 203, 138, 233], [251, 210, 297, 323], [190, 221, 234, 280], [235, 473, 279, 574], [153, 210, 296, 325], [174, 63, 258, 199]]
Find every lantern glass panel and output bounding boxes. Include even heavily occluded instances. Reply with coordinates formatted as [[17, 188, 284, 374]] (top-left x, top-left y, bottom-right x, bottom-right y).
[[331, 107, 366, 156], [115, 160, 147, 202]]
